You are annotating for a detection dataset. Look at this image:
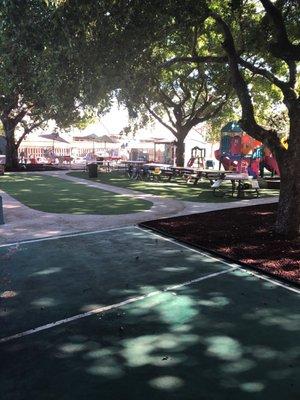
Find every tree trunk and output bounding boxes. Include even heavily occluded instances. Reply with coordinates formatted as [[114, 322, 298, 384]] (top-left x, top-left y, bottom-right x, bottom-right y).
[[274, 112, 300, 238], [175, 136, 185, 166], [2, 118, 19, 170]]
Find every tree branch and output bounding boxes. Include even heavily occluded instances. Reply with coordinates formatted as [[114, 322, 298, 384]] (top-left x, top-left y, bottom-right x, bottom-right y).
[[186, 78, 205, 121], [288, 60, 297, 88], [179, 80, 191, 105], [161, 101, 177, 128], [16, 120, 44, 148], [12, 109, 28, 126], [173, 104, 183, 130], [260, 0, 300, 61], [238, 57, 294, 95], [144, 102, 176, 135], [156, 93, 177, 128], [158, 88, 177, 108], [211, 12, 282, 152], [192, 26, 198, 57], [201, 98, 228, 122], [161, 55, 227, 69]]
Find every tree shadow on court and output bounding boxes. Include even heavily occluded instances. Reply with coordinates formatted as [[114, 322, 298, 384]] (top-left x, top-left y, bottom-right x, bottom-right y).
[[1, 270, 299, 400], [0, 228, 230, 338]]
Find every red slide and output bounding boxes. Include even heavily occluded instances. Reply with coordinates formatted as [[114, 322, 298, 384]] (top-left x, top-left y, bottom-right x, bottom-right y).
[[264, 155, 280, 176]]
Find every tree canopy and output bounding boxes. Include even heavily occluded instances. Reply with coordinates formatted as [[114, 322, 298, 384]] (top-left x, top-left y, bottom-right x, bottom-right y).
[[56, 0, 299, 237], [0, 0, 110, 168], [1, 0, 299, 236]]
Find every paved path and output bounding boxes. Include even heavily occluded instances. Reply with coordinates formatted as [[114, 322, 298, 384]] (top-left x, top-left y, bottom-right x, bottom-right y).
[[0, 170, 278, 245]]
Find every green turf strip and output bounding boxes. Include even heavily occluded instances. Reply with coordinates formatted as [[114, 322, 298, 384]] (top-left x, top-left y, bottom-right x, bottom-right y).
[[0, 173, 152, 214], [1, 270, 299, 400], [68, 171, 279, 203]]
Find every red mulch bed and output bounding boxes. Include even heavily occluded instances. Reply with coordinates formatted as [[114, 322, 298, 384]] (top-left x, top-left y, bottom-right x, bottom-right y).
[[140, 203, 300, 286]]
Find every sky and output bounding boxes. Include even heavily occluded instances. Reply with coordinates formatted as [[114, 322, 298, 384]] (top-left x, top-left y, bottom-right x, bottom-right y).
[[18, 102, 210, 152], [83, 104, 175, 141]]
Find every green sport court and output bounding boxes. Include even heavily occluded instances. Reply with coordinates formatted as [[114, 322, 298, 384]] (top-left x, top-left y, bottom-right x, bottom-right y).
[[0, 227, 299, 400]]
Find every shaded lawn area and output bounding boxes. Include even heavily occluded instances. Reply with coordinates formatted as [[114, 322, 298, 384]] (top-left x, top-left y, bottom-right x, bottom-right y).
[[140, 203, 300, 286], [68, 171, 279, 203], [0, 173, 152, 214]]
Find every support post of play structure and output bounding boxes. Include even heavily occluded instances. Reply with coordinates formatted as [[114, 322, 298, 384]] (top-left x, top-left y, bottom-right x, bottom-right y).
[[0, 196, 4, 225]]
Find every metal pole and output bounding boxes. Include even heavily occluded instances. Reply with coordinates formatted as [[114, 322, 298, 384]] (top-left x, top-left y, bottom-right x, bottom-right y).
[[0, 196, 4, 225]]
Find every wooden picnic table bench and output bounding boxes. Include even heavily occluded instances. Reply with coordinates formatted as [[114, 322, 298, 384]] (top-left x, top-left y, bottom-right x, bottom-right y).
[[211, 173, 260, 198], [185, 169, 226, 185]]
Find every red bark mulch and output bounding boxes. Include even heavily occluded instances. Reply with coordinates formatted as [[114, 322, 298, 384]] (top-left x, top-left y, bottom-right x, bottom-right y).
[[140, 203, 300, 286]]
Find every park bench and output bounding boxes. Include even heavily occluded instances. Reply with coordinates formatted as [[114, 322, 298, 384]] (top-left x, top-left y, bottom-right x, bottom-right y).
[[211, 173, 260, 198]]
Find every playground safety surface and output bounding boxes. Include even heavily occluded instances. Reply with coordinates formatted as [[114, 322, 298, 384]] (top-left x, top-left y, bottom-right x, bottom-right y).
[[140, 203, 300, 286], [0, 226, 299, 400]]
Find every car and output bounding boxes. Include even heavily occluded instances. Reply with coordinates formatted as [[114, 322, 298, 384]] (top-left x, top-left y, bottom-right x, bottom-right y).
[[73, 156, 86, 164], [36, 156, 48, 164]]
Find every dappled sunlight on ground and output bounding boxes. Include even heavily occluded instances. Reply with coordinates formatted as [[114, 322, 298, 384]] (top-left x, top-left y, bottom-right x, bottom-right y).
[[6, 277, 294, 399], [141, 203, 300, 285], [0, 227, 299, 400], [0, 173, 152, 215], [68, 170, 279, 203]]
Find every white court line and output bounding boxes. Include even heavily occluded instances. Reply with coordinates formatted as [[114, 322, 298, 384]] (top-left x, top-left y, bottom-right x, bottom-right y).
[[237, 267, 300, 294], [1, 226, 298, 344], [137, 226, 300, 294], [1, 224, 298, 295], [0, 267, 237, 344], [0, 225, 133, 248], [136, 226, 242, 268]]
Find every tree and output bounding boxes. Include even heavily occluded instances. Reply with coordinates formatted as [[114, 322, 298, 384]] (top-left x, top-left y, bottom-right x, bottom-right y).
[[124, 0, 300, 237], [65, 1, 233, 165], [0, 0, 108, 169], [205, 1, 300, 237], [119, 64, 232, 165], [57, 0, 299, 237], [156, 0, 300, 237]]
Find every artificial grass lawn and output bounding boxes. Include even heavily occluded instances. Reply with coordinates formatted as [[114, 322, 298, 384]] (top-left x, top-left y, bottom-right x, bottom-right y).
[[68, 170, 279, 203], [0, 173, 152, 214]]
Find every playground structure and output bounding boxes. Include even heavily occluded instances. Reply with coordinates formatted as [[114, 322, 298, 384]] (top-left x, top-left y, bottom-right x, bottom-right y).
[[187, 146, 205, 168], [215, 121, 280, 177], [186, 146, 216, 169]]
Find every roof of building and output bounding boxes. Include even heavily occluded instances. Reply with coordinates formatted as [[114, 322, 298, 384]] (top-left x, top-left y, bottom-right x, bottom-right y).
[[221, 121, 243, 133]]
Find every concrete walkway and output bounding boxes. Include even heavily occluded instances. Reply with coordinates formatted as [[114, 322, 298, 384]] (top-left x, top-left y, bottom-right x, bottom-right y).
[[0, 170, 278, 245]]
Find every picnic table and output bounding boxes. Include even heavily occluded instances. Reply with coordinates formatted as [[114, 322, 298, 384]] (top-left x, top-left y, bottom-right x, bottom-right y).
[[144, 163, 174, 181], [172, 166, 199, 179], [124, 160, 147, 180], [144, 163, 173, 169], [181, 168, 222, 185], [211, 172, 260, 198], [124, 160, 146, 166]]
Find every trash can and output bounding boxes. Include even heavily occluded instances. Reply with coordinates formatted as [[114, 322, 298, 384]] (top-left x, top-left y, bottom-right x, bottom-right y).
[[0, 154, 6, 175], [205, 160, 215, 169], [88, 163, 98, 178]]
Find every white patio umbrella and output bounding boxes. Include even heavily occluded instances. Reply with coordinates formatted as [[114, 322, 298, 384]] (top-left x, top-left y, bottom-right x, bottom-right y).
[[97, 134, 117, 149], [39, 133, 70, 152], [77, 134, 116, 153]]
